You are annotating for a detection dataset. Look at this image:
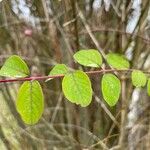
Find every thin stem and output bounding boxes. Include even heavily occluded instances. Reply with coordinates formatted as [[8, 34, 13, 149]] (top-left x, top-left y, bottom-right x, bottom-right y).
[[0, 69, 150, 83]]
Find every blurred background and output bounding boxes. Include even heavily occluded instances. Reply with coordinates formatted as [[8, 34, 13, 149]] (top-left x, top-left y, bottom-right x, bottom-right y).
[[0, 0, 150, 149]]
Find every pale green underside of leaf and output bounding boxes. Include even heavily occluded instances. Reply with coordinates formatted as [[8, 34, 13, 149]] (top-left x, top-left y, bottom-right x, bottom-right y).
[[46, 64, 69, 82], [101, 74, 121, 106], [0, 55, 30, 78], [49, 64, 68, 76], [106, 53, 130, 69], [16, 81, 44, 125], [73, 49, 102, 67], [131, 70, 147, 87], [147, 79, 150, 96], [62, 70, 92, 107]]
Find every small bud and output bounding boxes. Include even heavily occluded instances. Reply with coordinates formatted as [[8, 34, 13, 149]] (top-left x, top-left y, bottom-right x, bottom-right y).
[[24, 29, 33, 36]]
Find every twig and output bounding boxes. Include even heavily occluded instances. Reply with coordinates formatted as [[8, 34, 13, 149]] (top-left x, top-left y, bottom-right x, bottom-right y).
[[0, 69, 150, 83], [94, 94, 120, 128], [53, 123, 109, 150], [51, 93, 63, 123], [77, 7, 106, 58], [118, 77, 126, 147]]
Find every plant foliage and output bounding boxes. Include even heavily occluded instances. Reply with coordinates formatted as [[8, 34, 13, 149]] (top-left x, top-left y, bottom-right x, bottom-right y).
[[101, 74, 121, 106], [0, 50, 149, 125], [106, 53, 130, 69], [62, 70, 92, 107], [131, 70, 147, 87], [16, 80, 44, 125], [73, 49, 102, 67], [0, 55, 30, 77], [147, 79, 150, 96], [49, 64, 69, 76]]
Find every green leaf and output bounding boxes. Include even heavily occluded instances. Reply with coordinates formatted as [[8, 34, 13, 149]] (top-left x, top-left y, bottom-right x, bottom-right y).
[[62, 70, 92, 107], [49, 64, 69, 76], [147, 79, 150, 96], [131, 70, 147, 87], [46, 64, 69, 82], [106, 53, 130, 69], [101, 74, 121, 106], [16, 80, 44, 125], [73, 49, 102, 67], [0, 55, 30, 78]]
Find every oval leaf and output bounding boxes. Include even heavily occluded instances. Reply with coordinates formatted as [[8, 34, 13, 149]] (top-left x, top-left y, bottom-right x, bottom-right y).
[[101, 74, 121, 106], [106, 53, 130, 69], [16, 81, 44, 125], [73, 49, 102, 67], [0, 55, 30, 78], [131, 70, 147, 87], [62, 70, 92, 107], [147, 79, 150, 96], [49, 64, 68, 76], [46, 64, 69, 82]]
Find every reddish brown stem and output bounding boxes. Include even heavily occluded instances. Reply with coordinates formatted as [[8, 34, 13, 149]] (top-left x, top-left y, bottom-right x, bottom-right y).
[[0, 69, 149, 83]]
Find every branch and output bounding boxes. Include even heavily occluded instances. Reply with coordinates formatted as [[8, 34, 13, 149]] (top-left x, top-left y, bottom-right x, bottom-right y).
[[0, 69, 150, 83]]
